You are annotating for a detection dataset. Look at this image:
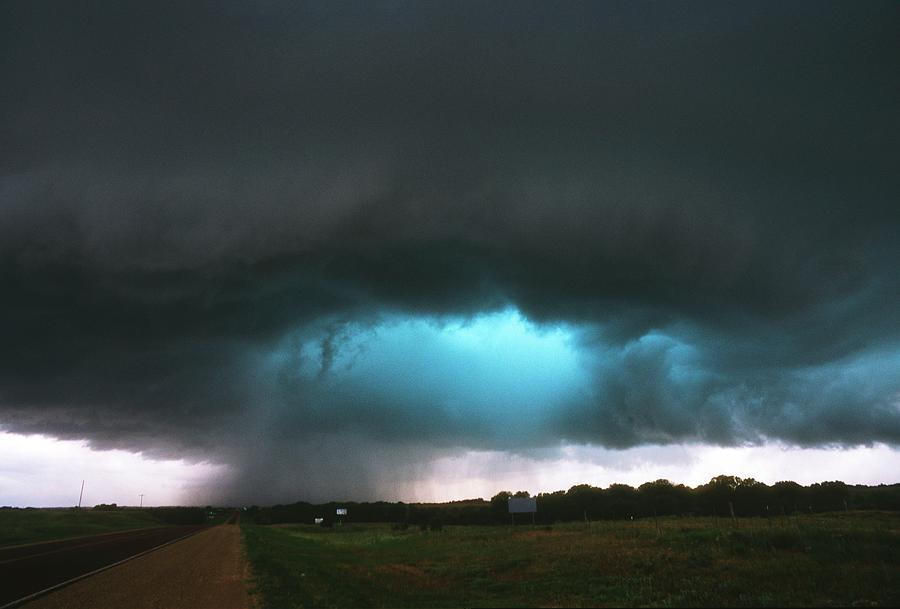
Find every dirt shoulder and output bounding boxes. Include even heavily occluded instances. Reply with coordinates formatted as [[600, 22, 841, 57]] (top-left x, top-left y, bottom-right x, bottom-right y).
[[23, 525, 258, 609]]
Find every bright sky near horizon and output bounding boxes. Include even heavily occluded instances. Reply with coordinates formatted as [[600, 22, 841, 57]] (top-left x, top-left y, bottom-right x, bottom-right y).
[[3, 430, 898, 507]]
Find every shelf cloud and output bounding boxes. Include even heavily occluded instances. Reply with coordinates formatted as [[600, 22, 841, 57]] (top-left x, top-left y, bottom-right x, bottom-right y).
[[2, 1, 898, 503]]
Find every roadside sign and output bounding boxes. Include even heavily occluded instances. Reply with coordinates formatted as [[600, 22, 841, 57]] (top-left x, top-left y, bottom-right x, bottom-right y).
[[508, 497, 537, 525], [508, 497, 537, 513]]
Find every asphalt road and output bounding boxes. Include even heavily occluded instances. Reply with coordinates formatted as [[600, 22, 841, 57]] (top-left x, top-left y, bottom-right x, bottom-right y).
[[20, 524, 252, 609], [0, 525, 206, 607]]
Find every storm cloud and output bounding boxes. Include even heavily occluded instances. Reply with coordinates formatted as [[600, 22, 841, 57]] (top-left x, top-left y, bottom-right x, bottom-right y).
[[2, 1, 899, 503]]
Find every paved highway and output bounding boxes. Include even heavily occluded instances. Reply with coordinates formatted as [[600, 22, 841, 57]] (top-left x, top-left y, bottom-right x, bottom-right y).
[[0, 525, 206, 608]]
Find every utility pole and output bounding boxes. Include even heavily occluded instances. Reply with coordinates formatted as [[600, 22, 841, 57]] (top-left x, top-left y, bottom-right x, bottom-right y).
[[77, 480, 84, 508], [139, 493, 144, 508]]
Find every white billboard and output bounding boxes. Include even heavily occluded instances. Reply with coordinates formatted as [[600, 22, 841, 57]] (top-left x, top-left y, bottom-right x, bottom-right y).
[[508, 497, 537, 513], [336, 508, 348, 515]]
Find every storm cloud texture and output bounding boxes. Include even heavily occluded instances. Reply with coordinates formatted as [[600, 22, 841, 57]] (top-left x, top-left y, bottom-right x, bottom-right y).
[[2, 1, 899, 503]]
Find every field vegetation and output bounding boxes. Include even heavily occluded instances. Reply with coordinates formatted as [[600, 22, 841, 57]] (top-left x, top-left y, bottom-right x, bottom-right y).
[[0, 507, 162, 547], [0, 505, 219, 546], [242, 511, 900, 608]]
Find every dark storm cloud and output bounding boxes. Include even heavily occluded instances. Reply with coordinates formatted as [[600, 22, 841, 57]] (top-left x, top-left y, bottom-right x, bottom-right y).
[[2, 1, 899, 502]]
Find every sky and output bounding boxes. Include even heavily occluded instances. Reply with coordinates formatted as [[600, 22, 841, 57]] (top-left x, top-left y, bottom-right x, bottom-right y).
[[1, 1, 899, 506]]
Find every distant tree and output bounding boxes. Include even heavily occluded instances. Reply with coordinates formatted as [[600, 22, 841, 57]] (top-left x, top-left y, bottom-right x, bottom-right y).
[[809, 481, 849, 512], [733, 478, 769, 516], [490, 492, 513, 523], [536, 490, 566, 523], [638, 479, 692, 516], [605, 484, 639, 519], [697, 475, 742, 516], [771, 481, 803, 514], [564, 484, 604, 520]]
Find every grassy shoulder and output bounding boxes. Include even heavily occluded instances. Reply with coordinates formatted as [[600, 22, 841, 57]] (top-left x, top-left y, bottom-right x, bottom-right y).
[[242, 512, 900, 608], [0, 508, 164, 547]]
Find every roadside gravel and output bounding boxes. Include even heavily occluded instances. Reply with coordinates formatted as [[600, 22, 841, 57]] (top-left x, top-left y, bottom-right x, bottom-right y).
[[23, 525, 258, 609]]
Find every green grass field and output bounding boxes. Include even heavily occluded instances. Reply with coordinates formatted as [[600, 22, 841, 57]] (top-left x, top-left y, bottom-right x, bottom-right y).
[[242, 512, 900, 608], [0, 508, 163, 547]]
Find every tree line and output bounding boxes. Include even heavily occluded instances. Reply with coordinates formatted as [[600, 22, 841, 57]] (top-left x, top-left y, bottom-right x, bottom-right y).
[[248, 477, 900, 527]]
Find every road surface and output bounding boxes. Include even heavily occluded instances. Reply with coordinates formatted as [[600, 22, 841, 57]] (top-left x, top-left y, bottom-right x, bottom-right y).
[[21, 524, 255, 609], [0, 525, 205, 607]]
